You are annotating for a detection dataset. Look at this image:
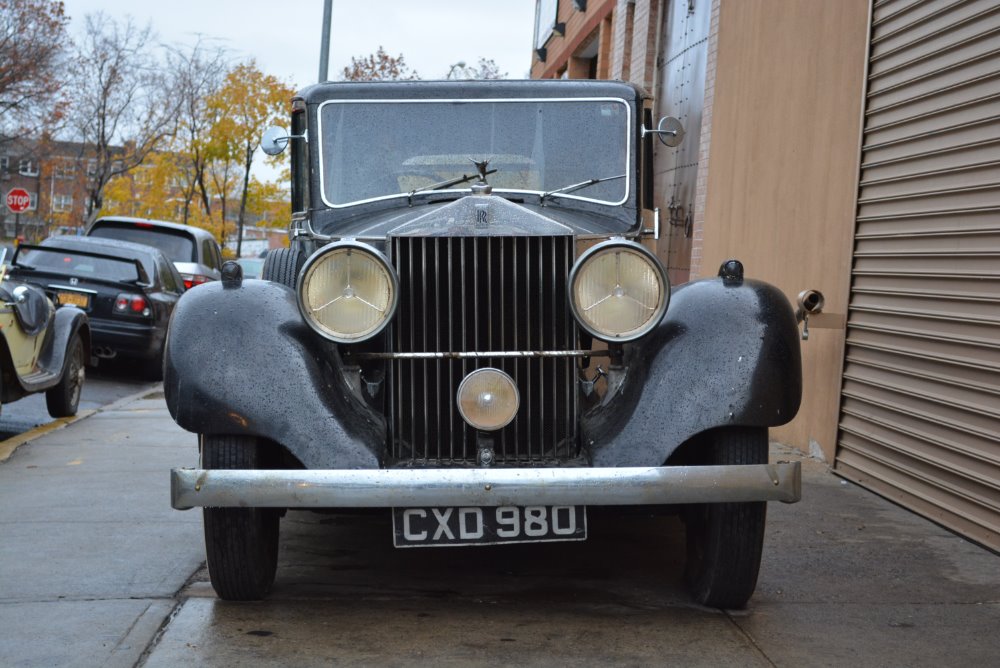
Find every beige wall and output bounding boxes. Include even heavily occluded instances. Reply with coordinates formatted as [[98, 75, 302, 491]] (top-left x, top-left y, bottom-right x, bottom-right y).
[[693, 0, 870, 460]]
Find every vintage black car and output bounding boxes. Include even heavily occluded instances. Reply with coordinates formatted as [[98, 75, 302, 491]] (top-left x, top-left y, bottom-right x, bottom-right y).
[[11, 236, 185, 379], [165, 80, 803, 608]]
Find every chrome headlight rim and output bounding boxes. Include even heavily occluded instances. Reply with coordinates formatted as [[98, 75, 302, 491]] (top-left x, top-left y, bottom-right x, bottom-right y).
[[568, 238, 670, 343], [296, 240, 399, 344], [456, 367, 521, 432]]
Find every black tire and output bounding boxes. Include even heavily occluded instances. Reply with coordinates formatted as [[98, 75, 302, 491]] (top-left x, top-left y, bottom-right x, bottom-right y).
[[46, 333, 85, 418], [202, 434, 280, 601], [684, 427, 768, 609], [261, 247, 304, 288]]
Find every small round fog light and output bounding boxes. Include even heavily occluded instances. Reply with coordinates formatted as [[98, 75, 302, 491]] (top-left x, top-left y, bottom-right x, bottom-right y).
[[457, 368, 519, 431]]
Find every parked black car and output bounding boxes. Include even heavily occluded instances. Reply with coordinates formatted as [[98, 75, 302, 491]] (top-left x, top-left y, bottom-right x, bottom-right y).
[[165, 80, 803, 608], [10, 236, 185, 378]]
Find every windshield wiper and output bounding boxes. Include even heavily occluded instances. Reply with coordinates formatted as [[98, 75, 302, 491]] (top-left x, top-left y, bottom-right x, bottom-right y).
[[407, 168, 498, 206], [538, 173, 626, 203]]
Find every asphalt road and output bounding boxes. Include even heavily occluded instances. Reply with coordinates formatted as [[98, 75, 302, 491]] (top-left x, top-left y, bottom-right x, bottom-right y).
[[0, 362, 159, 441]]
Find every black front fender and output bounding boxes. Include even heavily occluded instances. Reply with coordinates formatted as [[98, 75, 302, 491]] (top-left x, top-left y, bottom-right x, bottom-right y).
[[585, 276, 802, 467], [163, 280, 384, 469]]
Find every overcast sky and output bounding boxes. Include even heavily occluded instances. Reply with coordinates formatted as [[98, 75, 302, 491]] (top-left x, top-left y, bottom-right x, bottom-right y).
[[60, 0, 538, 91]]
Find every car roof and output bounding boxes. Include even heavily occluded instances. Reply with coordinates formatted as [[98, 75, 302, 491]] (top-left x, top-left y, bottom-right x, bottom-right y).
[[43, 234, 167, 260], [297, 79, 645, 105], [90, 216, 217, 241]]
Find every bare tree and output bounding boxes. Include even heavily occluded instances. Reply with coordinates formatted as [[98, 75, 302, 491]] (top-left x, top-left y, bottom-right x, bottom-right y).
[[445, 58, 507, 80], [165, 37, 228, 224], [342, 46, 419, 81], [0, 0, 69, 144], [68, 13, 180, 225], [206, 157, 238, 250]]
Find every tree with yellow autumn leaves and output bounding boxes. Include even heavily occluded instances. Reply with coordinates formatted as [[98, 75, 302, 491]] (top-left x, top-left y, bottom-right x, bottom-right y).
[[97, 57, 293, 255], [205, 62, 293, 256]]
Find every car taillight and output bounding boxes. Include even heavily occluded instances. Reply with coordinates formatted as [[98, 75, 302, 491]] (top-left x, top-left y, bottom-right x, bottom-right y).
[[114, 293, 152, 318], [181, 273, 211, 290]]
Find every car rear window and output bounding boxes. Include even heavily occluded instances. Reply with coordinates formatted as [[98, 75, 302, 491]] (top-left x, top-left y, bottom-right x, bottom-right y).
[[18, 247, 145, 283], [89, 223, 197, 263]]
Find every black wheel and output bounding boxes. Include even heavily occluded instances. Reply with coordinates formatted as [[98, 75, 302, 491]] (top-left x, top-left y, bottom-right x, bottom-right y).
[[46, 333, 85, 418], [261, 247, 304, 288], [202, 434, 279, 601], [684, 427, 768, 609]]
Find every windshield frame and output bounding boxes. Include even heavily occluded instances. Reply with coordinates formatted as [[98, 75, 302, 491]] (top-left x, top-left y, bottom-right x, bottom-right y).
[[315, 96, 633, 210]]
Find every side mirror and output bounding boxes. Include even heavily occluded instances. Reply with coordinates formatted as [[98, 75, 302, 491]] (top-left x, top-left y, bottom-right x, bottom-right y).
[[261, 126, 308, 156], [642, 116, 685, 147], [261, 126, 291, 156], [11, 285, 30, 305]]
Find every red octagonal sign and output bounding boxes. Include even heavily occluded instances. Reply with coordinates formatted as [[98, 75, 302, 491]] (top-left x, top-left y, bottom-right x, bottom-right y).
[[5, 188, 31, 213]]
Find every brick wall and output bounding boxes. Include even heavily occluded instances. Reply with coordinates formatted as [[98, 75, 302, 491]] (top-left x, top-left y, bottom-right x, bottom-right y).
[[629, 0, 661, 93], [530, 0, 617, 79], [608, 0, 633, 80]]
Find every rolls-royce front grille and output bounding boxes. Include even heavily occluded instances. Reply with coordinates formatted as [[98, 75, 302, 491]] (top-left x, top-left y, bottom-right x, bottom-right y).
[[388, 235, 578, 465]]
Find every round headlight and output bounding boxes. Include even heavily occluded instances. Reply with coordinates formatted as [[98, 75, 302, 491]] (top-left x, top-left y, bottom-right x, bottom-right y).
[[457, 368, 520, 431], [297, 241, 398, 343], [569, 240, 669, 342]]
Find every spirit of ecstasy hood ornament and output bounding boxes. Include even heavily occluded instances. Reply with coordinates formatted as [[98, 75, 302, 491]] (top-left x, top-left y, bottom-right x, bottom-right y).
[[470, 157, 491, 184]]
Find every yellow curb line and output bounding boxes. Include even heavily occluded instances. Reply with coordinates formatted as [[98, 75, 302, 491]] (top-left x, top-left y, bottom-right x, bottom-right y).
[[0, 383, 162, 463]]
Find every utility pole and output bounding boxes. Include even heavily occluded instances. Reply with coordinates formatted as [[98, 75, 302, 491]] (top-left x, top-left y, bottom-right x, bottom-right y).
[[319, 0, 333, 82]]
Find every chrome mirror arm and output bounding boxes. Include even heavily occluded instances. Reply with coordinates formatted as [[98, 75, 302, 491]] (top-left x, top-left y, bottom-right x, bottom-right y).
[[261, 125, 307, 156], [642, 116, 685, 147]]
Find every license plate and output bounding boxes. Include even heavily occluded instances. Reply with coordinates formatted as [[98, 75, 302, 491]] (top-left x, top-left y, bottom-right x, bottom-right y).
[[392, 505, 587, 548], [57, 291, 89, 309]]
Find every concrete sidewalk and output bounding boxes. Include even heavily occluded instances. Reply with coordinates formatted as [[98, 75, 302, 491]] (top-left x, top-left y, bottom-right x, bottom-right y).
[[0, 390, 997, 666], [738, 445, 1000, 665], [0, 390, 202, 668]]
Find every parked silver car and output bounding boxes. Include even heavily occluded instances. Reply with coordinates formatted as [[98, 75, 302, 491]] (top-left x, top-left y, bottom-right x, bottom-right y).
[[86, 217, 223, 290]]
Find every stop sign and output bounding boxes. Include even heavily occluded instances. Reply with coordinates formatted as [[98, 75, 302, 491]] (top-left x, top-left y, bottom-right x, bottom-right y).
[[5, 188, 31, 214]]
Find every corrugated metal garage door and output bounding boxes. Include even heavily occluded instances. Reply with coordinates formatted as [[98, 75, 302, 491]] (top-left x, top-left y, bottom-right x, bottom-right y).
[[835, 0, 1000, 552]]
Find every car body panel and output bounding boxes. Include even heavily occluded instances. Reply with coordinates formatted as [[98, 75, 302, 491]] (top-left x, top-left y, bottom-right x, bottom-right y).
[[163, 273, 800, 470], [0, 281, 90, 404], [585, 277, 802, 467], [164, 279, 383, 469]]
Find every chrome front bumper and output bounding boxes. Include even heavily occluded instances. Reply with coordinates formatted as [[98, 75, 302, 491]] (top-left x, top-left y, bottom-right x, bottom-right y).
[[170, 463, 801, 510]]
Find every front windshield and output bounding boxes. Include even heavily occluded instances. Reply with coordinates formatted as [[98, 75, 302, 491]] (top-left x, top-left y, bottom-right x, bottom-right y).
[[318, 98, 631, 208]]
